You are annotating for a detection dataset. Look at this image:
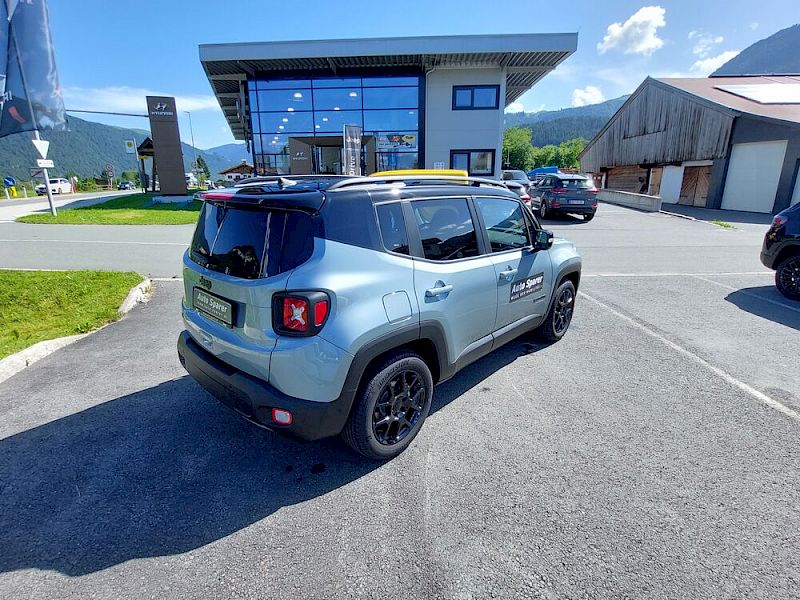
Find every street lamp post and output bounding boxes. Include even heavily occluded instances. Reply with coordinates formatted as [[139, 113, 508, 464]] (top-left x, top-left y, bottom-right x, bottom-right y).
[[185, 110, 198, 186]]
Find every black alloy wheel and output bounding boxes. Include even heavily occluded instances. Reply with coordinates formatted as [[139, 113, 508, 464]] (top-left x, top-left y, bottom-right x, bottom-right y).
[[372, 370, 426, 446], [553, 285, 575, 336], [776, 256, 800, 300], [539, 201, 547, 219]]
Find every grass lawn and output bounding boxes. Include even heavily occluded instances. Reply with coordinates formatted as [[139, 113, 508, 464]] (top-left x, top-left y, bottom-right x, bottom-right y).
[[0, 270, 143, 359], [17, 193, 202, 225]]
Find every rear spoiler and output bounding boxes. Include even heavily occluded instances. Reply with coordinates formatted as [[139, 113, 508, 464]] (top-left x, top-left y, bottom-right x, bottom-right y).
[[198, 188, 326, 213]]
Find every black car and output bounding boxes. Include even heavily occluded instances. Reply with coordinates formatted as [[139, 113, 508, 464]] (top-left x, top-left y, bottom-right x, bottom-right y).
[[531, 173, 598, 221], [761, 202, 800, 300]]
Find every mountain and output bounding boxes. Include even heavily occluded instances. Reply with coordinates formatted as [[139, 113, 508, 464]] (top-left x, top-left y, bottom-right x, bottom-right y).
[[0, 116, 235, 182], [712, 24, 800, 76], [207, 143, 251, 166], [504, 96, 629, 146]]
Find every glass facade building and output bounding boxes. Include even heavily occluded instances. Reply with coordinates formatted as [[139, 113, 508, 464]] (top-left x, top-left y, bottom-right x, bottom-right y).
[[248, 75, 422, 175]]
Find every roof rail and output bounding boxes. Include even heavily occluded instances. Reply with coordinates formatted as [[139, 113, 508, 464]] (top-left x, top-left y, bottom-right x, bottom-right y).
[[326, 174, 510, 191]]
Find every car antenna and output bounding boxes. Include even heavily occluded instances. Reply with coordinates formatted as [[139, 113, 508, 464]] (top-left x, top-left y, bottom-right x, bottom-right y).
[[277, 177, 296, 190]]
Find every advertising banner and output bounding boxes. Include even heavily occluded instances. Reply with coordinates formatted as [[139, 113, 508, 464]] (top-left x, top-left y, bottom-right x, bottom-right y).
[[376, 133, 417, 151], [0, 0, 66, 138], [146, 96, 187, 195], [343, 124, 362, 177]]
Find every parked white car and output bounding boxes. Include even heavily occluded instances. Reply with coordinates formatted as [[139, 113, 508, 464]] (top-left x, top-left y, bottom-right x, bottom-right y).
[[36, 178, 73, 195]]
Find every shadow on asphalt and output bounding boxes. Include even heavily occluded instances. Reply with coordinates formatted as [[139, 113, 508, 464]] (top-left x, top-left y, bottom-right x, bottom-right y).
[[725, 286, 800, 331], [0, 337, 544, 576]]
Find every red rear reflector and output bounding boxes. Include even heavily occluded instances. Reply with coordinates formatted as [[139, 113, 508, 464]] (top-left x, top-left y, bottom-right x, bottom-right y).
[[201, 191, 234, 201], [552, 188, 567, 194], [521, 194, 531, 202], [283, 298, 309, 332], [272, 408, 293, 425], [314, 300, 329, 327], [588, 188, 599, 194], [551, 202, 561, 208], [773, 215, 788, 227]]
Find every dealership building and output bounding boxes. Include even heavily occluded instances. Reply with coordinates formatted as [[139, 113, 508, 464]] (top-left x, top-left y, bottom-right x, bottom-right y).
[[200, 34, 576, 177]]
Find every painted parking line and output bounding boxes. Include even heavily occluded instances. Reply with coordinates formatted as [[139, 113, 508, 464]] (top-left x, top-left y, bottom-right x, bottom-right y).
[[0, 239, 187, 246], [582, 271, 772, 278], [688, 274, 800, 315], [579, 290, 800, 425]]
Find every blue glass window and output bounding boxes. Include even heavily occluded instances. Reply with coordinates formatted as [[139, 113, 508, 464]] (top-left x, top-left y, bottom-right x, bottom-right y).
[[362, 87, 418, 109], [257, 89, 312, 112], [259, 112, 313, 134], [314, 110, 363, 133], [312, 88, 362, 111], [257, 79, 311, 90], [364, 109, 418, 131], [362, 76, 419, 87], [312, 78, 362, 88]]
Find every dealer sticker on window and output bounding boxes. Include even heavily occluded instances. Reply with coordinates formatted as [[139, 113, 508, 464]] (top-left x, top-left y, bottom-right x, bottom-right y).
[[509, 272, 545, 302]]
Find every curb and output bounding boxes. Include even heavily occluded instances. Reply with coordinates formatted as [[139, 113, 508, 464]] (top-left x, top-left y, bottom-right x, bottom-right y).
[[0, 277, 153, 386]]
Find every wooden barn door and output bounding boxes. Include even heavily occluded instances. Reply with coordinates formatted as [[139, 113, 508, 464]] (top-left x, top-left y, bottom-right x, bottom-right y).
[[679, 166, 712, 207]]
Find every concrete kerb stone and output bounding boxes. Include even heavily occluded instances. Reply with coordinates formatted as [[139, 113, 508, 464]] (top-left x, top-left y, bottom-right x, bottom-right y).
[[0, 278, 153, 385]]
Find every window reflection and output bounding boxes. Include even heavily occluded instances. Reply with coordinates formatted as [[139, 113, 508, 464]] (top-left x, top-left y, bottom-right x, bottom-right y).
[[257, 89, 312, 112], [312, 88, 362, 111]]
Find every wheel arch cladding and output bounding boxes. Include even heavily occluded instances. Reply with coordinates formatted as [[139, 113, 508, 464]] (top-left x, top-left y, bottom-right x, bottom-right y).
[[775, 244, 800, 268]]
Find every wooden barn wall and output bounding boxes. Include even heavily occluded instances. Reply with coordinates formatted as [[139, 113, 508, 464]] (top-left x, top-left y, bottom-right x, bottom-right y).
[[580, 81, 735, 173]]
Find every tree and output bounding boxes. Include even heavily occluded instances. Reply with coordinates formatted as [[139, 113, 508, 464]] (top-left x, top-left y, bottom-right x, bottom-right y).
[[196, 155, 211, 181], [502, 127, 535, 171]]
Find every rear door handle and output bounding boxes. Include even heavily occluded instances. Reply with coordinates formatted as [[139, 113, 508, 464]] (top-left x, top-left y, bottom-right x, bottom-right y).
[[499, 267, 518, 281], [425, 284, 454, 297]]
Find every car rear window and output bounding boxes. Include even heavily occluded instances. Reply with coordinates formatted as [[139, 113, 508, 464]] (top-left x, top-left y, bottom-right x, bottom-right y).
[[190, 203, 314, 279], [561, 178, 593, 189]]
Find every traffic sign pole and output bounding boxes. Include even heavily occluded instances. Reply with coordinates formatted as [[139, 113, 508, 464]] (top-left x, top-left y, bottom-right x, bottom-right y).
[[34, 131, 56, 216]]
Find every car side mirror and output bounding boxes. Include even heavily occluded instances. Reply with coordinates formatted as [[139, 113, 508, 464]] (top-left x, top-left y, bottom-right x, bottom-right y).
[[533, 229, 554, 250]]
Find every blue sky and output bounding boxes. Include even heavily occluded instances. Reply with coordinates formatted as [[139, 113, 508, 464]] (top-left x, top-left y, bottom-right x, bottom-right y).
[[48, 0, 797, 150]]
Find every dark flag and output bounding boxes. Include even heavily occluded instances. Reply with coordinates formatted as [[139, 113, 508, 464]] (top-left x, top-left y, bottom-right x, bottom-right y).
[[0, 0, 66, 138], [343, 124, 363, 176]]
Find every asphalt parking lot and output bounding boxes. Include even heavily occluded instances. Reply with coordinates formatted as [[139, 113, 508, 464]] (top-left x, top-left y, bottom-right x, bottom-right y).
[[1, 204, 798, 599]]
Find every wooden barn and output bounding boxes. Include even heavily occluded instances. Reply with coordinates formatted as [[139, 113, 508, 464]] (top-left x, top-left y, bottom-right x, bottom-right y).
[[579, 76, 800, 214]]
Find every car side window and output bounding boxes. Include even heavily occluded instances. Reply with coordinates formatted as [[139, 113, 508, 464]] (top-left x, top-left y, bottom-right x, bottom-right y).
[[475, 197, 530, 252], [411, 198, 480, 261], [375, 202, 410, 255]]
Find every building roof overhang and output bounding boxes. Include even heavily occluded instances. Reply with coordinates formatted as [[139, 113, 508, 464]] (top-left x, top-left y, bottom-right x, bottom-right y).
[[199, 33, 577, 140]]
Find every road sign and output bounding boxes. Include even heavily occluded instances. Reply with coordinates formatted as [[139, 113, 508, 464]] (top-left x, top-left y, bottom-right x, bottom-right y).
[[191, 160, 199, 170], [30, 168, 44, 178], [36, 159, 54, 168], [32, 139, 50, 160], [124, 140, 136, 154], [3, 176, 15, 187]]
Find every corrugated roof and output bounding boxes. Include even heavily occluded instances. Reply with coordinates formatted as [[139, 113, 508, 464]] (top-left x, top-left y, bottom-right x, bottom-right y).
[[656, 76, 800, 125], [199, 33, 577, 140]]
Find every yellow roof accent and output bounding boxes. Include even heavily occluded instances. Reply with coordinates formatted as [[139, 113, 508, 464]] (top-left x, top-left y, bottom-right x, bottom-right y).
[[370, 169, 469, 178]]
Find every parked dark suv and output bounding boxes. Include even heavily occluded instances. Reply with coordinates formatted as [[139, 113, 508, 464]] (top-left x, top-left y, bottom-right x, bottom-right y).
[[761, 202, 800, 300], [177, 174, 582, 459], [531, 173, 598, 221]]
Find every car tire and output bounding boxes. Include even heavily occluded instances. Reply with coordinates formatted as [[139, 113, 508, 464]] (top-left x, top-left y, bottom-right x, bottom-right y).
[[583, 212, 595, 222], [775, 255, 800, 301], [342, 351, 433, 460], [535, 279, 576, 343], [539, 201, 548, 219]]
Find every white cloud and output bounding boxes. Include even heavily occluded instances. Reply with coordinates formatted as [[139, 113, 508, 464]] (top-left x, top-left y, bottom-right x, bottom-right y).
[[597, 6, 667, 56], [62, 86, 219, 114], [505, 101, 525, 113], [572, 85, 606, 107], [691, 50, 740, 75], [688, 31, 724, 58], [750, 22, 759, 31]]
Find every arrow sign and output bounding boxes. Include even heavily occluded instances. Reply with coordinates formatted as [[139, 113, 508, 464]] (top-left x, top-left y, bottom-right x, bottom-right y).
[[32, 139, 50, 160]]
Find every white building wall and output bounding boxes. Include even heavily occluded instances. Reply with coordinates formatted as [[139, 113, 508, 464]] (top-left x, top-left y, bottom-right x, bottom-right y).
[[424, 67, 505, 176], [659, 165, 684, 204]]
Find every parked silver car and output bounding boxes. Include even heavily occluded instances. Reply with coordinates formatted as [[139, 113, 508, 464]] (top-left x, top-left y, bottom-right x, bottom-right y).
[[178, 175, 582, 459]]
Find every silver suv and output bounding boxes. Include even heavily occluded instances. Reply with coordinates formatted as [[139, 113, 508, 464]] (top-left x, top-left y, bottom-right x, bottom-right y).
[[177, 175, 582, 459]]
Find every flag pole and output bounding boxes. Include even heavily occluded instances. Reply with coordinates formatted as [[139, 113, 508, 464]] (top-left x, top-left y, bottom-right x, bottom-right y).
[[8, 5, 57, 216]]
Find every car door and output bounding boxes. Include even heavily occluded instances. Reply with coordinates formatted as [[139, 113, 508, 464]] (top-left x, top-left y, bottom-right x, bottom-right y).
[[531, 176, 550, 209], [408, 196, 498, 366], [473, 196, 554, 333]]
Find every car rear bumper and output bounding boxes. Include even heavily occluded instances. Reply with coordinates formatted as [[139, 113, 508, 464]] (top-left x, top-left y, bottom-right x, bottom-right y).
[[550, 204, 596, 214], [177, 330, 353, 441]]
